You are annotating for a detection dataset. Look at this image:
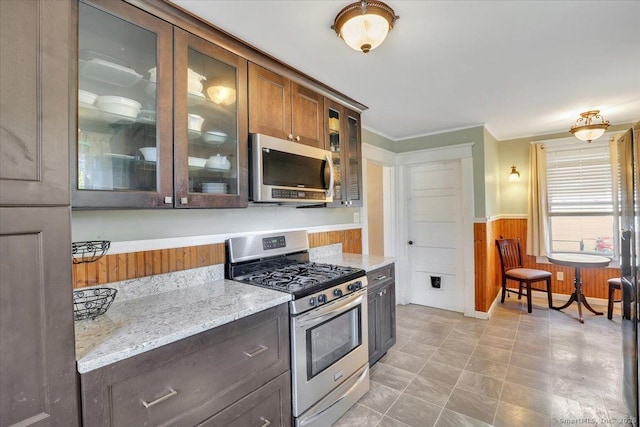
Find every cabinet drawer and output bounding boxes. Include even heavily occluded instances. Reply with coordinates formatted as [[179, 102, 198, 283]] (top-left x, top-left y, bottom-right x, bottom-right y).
[[81, 304, 289, 427], [367, 264, 394, 291], [198, 371, 291, 427]]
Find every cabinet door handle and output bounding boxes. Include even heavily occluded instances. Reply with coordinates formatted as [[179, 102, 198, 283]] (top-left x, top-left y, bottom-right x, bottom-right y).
[[295, 135, 300, 142], [180, 197, 188, 204], [375, 275, 387, 281], [260, 417, 271, 427], [141, 388, 178, 408], [288, 133, 294, 141], [164, 196, 173, 204], [379, 291, 383, 296], [243, 345, 269, 358]]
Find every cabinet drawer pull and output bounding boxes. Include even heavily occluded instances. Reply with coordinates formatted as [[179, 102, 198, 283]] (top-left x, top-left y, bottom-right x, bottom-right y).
[[260, 417, 271, 427], [243, 345, 268, 358], [141, 388, 177, 408], [375, 275, 387, 281]]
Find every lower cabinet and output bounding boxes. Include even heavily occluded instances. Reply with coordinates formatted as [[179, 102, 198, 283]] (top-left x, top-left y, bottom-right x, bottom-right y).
[[80, 304, 290, 427], [367, 264, 396, 366]]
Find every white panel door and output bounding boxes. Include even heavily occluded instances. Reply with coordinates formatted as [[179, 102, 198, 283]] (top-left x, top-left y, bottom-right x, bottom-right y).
[[408, 161, 464, 312]]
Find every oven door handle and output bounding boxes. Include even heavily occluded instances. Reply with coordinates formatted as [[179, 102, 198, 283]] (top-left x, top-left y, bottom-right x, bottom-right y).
[[295, 289, 365, 329]]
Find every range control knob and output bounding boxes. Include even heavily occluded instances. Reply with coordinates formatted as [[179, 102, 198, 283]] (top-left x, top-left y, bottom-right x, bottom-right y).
[[333, 288, 343, 297], [309, 297, 317, 307], [354, 281, 362, 290], [347, 284, 355, 292], [318, 294, 327, 304]]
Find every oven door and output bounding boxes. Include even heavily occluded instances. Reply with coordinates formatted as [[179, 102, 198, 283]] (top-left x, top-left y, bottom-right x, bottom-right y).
[[291, 288, 368, 416]]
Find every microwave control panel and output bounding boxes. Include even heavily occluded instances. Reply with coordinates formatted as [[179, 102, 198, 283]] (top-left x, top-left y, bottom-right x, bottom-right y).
[[272, 189, 326, 200]]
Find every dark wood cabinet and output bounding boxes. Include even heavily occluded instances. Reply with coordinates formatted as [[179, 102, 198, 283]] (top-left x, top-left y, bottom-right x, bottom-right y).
[[80, 303, 290, 427], [0, 1, 80, 425], [0, 0, 72, 207], [249, 63, 324, 148], [173, 28, 248, 208], [74, 0, 248, 209], [325, 100, 363, 207], [73, 0, 174, 208], [367, 264, 396, 366], [197, 372, 291, 427]]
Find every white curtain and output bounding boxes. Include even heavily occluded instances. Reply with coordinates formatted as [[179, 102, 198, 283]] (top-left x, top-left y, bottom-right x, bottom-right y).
[[526, 143, 548, 256]]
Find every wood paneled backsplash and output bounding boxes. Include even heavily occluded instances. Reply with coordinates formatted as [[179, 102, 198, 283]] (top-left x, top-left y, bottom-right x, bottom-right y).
[[474, 217, 620, 312], [73, 228, 362, 288]]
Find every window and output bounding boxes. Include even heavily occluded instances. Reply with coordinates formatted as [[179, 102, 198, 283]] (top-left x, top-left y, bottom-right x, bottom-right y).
[[544, 139, 618, 257]]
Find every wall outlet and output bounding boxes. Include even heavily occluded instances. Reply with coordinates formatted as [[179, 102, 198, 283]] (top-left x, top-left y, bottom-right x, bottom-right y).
[[557, 271, 564, 281], [353, 212, 360, 223]]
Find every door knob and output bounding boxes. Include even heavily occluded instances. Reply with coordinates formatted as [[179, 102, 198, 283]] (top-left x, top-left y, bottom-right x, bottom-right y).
[[408, 241, 413, 245]]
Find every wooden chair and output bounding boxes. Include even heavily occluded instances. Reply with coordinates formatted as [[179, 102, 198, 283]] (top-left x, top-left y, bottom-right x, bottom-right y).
[[496, 238, 553, 313], [607, 278, 622, 320]]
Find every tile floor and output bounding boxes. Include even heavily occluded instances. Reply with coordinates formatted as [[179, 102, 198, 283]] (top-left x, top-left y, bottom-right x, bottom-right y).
[[335, 295, 633, 427]]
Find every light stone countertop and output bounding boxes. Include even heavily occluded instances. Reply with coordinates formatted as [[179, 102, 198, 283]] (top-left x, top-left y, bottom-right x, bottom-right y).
[[74, 279, 291, 373], [314, 253, 396, 272]]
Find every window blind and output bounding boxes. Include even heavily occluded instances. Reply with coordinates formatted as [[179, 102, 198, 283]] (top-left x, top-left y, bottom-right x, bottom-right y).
[[545, 140, 613, 215]]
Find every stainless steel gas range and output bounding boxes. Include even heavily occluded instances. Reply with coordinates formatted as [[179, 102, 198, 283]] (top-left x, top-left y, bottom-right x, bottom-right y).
[[226, 230, 370, 427]]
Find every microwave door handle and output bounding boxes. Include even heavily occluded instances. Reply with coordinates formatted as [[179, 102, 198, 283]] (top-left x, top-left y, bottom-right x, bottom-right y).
[[324, 153, 334, 198]]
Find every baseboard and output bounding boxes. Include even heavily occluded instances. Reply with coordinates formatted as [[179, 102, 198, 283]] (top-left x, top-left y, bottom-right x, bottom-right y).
[[475, 291, 501, 320]]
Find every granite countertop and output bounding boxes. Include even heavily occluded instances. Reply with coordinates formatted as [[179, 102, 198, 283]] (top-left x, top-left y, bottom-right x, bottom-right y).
[[75, 279, 291, 373], [314, 253, 396, 272]]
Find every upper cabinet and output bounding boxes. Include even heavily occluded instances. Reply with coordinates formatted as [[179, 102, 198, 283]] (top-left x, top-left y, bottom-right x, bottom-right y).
[[248, 63, 325, 149], [73, 0, 248, 209], [0, 0, 72, 206], [173, 29, 248, 208], [325, 100, 363, 207]]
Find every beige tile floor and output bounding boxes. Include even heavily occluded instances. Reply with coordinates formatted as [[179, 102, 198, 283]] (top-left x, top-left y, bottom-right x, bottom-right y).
[[335, 295, 633, 427]]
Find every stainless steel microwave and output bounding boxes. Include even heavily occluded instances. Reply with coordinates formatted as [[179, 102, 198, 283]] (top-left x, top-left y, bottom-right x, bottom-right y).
[[250, 133, 334, 203]]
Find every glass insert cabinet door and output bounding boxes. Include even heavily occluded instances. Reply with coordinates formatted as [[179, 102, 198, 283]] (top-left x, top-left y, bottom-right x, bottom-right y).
[[325, 101, 362, 207], [173, 28, 248, 208], [75, 1, 173, 208], [327, 102, 343, 202], [346, 111, 362, 204]]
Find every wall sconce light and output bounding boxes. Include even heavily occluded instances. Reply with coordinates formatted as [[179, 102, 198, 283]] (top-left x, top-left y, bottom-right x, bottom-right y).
[[569, 110, 610, 143], [508, 165, 520, 182]]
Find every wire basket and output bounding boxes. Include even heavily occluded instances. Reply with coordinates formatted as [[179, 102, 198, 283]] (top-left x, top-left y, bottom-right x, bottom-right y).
[[72, 240, 110, 264], [73, 287, 117, 321]]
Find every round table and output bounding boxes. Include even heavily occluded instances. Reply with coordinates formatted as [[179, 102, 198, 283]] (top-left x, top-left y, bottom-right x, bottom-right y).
[[547, 253, 612, 323]]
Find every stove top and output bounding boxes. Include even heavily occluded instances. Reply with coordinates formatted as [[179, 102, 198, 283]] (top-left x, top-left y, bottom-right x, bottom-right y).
[[225, 231, 366, 300], [234, 261, 365, 298]]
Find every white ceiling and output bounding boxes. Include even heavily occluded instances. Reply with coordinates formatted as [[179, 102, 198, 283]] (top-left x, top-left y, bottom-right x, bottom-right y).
[[171, 0, 640, 142]]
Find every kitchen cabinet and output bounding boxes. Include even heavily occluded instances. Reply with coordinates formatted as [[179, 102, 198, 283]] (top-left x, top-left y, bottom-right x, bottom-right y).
[[0, 0, 79, 424], [325, 100, 363, 207], [173, 28, 248, 208], [80, 303, 290, 426], [367, 264, 396, 366], [248, 63, 325, 149], [73, 0, 248, 209]]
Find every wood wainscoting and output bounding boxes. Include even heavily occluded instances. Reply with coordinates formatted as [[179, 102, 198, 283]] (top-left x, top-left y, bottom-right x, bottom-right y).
[[72, 228, 362, 289], [474, 217, 620, 313]]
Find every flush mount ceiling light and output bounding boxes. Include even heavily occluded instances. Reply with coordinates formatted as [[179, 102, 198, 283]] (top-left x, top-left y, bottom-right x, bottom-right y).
[[332, 0, 399, 53], [569, 110, 610, 143], [509, 165, 521, 182], [206, 85, 236, 106]]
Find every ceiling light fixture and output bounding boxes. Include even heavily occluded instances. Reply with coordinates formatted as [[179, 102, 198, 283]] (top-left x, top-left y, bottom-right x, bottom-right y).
[[332, 0, 399, 53], [508, 165, 521, 182], [569, 110, 610, 143]]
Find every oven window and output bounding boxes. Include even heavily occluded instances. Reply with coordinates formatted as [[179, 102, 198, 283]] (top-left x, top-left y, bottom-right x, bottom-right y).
[[306, 306, 362, 379], [263, 149, 327, 189]]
